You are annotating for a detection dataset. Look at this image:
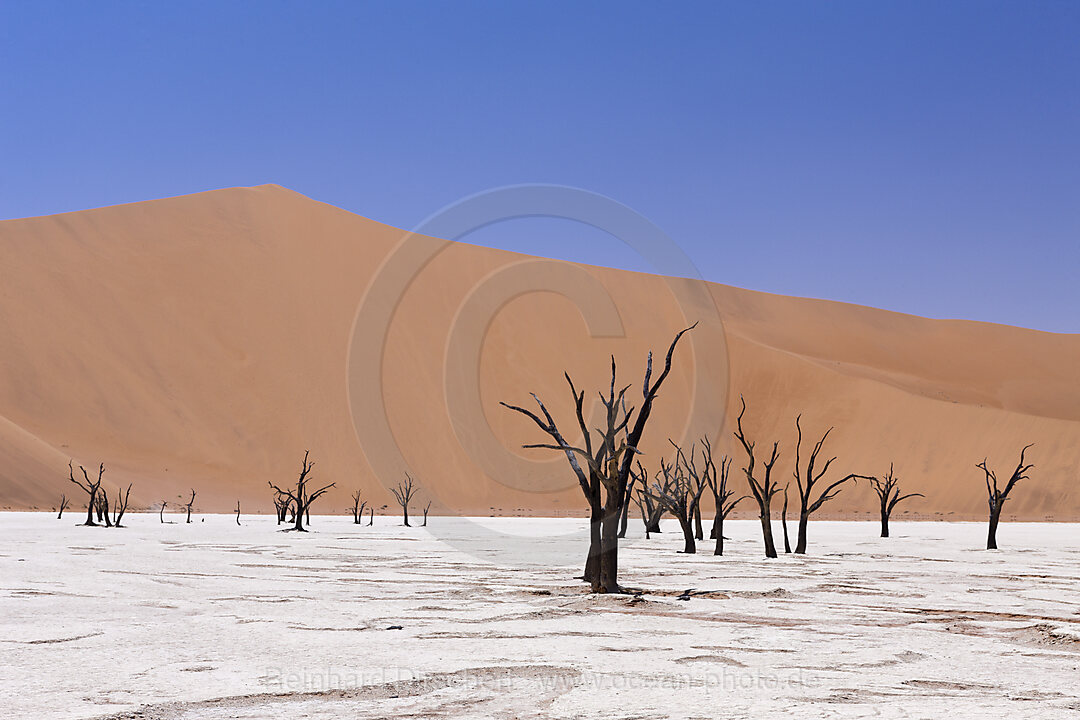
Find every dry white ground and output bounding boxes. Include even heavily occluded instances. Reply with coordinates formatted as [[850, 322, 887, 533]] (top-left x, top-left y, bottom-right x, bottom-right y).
[[2, 512, 1079, 719]]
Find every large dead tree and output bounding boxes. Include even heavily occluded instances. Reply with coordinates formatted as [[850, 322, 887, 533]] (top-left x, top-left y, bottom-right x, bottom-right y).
[[734, 397, 782, 558], [69, 461, 104, 526], [870, 463, 923, 537], [644, 443, 707, 554], [111, 484, 132, 527], [269, 450, 335, 532], [391, 473, 419, 526], [502, 325, 694, 593], [705, 444, 747, 556], [791, 415, 872, 554], [978, 444, 1034, 550], [184, 489, 196, 524], [57, 494, 70, 519]]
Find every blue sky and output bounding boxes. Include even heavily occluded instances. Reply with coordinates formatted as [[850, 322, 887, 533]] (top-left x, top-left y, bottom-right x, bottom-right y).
[[1, 1, 1077, 332]]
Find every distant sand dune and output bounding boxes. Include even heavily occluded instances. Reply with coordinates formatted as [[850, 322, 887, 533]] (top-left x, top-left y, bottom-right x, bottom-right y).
[[0, 185, 1076, 518]]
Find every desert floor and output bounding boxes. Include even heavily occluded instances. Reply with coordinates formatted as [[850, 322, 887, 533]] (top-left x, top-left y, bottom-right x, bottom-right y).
[[2, 512, 1079, 719]]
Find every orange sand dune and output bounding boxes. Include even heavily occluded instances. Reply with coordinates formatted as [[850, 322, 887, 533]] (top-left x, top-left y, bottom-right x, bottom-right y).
[[0, 185, 1076, 520]]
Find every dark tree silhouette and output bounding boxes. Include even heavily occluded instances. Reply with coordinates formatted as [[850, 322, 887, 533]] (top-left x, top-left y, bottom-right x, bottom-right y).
[[350, 490, 368, 525], [69, 461, 104, 526], [869, 463, 923, 537], [184, 489, 196, 524], [978, 444, 1035, 550], [502, 325, 694, 593], [704, 444, 747, 556], [791, 415, 872, 554], [644, 443, 707, 554], [111, 484, 132, 527], [95, 491, 112, 527], [235, 500, 241, 526], [268, 451, 335, 532], [159, 501, 167, 523], [367, 506, 374, 526], [633, 462, 669, 537], [57, 494, 70, 519], [733, 397, 782, 558], [422, 501, 432, 527], [391, 473, 419, 526], [616, 470, 638, 539], [780, 484, 792, 554], [271, 489, 291, 525]]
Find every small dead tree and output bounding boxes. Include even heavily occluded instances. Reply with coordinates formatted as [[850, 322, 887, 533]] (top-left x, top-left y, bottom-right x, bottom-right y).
[[367, 506, 374, 526], [634, 462, 670, 537], [159, 501, 167, 523], [350, 490, 368, 525], [734, 397, 782, 558], [978, 444, 1034, 550], [644, 444, 707, 554], [95, 491, 112, 527], [422, 501, 432, 527], [791, 415, 872, 554], [111, 484, 132, 527], [870, 463, 923, 537], [184, 489, 196, 524], [57, 494, 70, 519], [391, 473, 420, 526], [268, 450, 335, 532], [705, 445, 747, 556], [235, 500, 241, 526], [69, 461, 104, 526], [780, 483, 792, 554]]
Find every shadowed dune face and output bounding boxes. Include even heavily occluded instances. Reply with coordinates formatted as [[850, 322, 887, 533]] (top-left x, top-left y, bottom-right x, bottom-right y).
[[0, 185, 1077, 519]]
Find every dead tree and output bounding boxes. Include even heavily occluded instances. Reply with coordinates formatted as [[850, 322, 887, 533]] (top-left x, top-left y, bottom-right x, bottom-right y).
[[159, 501, 167, 523], [57, 494, 70, 519], [184, 489, 196, 524], [616, 470, 638, 539], [391, 473, 419, 526], [367, 506, 374, 526], [350, 490, 369, 525], [95, 491, 112, 527], [870, 463, 923, 537], [111, 484, 132, 527], [69, 461, 104, 526], [734, 397, 782, 558], [644, 444, 707, 554], [235, 500, 241, 526], [780, 484, 792, 554], [705, 445, 747, 556], [271, 489, 291, 524], [503, 325, 694, 593], [978, 444, 1034, 550], [634, 462, 669, 537], [792, 415, 871, 554], [268, 450, 335, 532], [422, 501, 432, 527]]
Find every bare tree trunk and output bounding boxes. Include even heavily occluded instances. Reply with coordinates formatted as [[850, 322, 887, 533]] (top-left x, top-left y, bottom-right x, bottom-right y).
[[368, 507, 374, 526], [880, 502, 890, 537], [759, 500, 777, 559], [160, 502, 166, 523], [794, 512, 808, 554], [583, 501, 602, 589], [617, 493, 631, 539], [693, 502, 703, 541], [781, 489, 792, 554], [987, 507, 1001, 550], [678, 517, 696, 554], [598, 497, 621, 593], [235, 501, 241, 526], [713, 514, 725, 556]]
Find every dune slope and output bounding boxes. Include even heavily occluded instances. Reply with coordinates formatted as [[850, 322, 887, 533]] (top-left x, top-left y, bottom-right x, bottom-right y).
[[0, 185, 1076, 519]]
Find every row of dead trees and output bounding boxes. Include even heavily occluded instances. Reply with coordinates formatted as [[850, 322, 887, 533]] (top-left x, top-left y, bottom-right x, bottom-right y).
[[63, 460, 202, 527], [503, 325, 1039, 593]]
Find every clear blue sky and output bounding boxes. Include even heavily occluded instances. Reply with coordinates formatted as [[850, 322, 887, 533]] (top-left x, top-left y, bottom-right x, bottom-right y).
[[2, 1, 1077, 332]]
